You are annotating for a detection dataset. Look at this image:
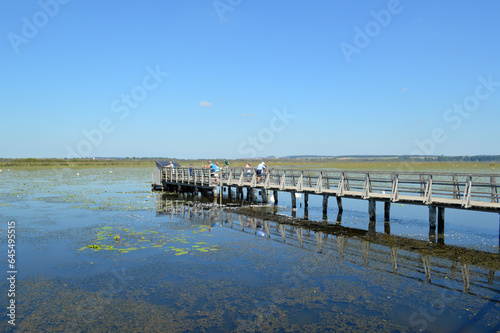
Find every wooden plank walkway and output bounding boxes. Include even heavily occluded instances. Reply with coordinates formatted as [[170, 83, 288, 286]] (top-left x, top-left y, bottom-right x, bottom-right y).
[[153, 166, 500, 213]]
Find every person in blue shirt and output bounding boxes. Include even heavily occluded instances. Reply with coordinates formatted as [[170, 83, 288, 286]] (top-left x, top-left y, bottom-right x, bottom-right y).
[[205, 161, 220, 182], [256, 162, 266, 182], [210, 162, 219, 173], [189, 164, 194, 177]]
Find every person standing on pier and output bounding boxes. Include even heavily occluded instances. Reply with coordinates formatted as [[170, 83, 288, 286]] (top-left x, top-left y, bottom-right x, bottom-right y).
[[256, 161, 266, 183], [205, 161, 220, 182], [166, 161, 174, 168], [245, 162, 252, 178]]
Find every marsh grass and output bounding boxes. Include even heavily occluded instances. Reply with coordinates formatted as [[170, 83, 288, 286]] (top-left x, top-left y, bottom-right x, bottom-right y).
[[2, 158, 497, 174]]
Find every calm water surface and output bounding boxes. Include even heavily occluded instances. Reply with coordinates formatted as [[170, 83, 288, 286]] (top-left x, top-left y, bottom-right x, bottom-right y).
[[0, 167, 498, 332]]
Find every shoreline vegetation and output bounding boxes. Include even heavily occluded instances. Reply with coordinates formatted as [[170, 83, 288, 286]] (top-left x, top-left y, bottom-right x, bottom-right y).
[[0, 157, 497, 173]]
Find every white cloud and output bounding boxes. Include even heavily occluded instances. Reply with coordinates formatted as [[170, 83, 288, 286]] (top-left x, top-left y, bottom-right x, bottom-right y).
[[199, 101, 212, 107]]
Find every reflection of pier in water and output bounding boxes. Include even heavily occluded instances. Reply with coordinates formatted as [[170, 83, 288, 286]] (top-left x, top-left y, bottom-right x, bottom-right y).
[[156, 195, 500, 300]]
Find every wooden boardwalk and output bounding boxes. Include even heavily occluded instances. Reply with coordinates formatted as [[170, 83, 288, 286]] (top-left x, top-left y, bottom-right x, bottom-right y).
[[153, 165, 500, 213]]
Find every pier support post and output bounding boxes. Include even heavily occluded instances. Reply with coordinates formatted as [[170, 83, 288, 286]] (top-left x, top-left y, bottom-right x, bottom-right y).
[[438, 207, 445, 244], [261, 190, 268, 203], [369, 199, 376, 222], [273, 191, 278, 205], [247, 187, 254, 201], [322, 195, 328, 220], [384, 202, 390, 222], [368, 220, 376, 236], [303, 193, 309, 220], [336, 196, 342, 224], [291, 192, 297, 210], [429, 206, 437, 242], [384, 220, 391, 234], [336, 196, 343, 213]]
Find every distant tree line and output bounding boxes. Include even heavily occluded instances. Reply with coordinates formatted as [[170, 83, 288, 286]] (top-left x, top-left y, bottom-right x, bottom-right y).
[[399, 155, 500, 162]]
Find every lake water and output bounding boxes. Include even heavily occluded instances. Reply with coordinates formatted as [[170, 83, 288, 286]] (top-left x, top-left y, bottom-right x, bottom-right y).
[[0, 167, 499, 332]]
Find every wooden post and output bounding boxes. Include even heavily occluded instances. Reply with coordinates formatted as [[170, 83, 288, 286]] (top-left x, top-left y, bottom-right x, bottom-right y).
[[322, 195, 328, 220], [429, 206, 436, 242], [437, 207, 445, 244], [273, 190, 278, 205], [491, 176, 498, 203], [291, 192, 296, 209], [336, 196, 343, 213], [384, 220, 391, 234], [384, 202, 390, 222], [368, 220, 376, 236], [304, 193, 309, 208], [261, 189, 268, 203], [219, 169, 223, 207], [246, 187, 252, 201], [369, 199, 376, 222]]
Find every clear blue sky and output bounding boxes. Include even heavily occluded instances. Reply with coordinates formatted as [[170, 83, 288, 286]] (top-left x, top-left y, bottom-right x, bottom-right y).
[[1, 0, 499, 159]]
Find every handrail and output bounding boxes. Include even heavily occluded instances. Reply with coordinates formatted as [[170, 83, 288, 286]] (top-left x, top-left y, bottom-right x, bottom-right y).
[[158, 167, 500, 208]]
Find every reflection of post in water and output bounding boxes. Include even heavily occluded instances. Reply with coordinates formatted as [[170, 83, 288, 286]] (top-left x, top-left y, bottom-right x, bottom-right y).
[[238, 215, 245, 231], [422, 255, 432, 283], [336, 235, 347, 260], [315, 231, 323, 253], [362, 240, 370, 266], [156, 195, 499, 299], [390, 247, 398, 273], [264, 220, 270, 238], [461, 263, 470, 293], [296, 227, 303, 248], [279, 224, 286, 243], [251, 218, 258, 235]]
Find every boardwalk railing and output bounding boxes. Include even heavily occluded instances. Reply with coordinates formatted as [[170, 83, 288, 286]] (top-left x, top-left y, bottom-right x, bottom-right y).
[[159, 167, 500, 212]]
